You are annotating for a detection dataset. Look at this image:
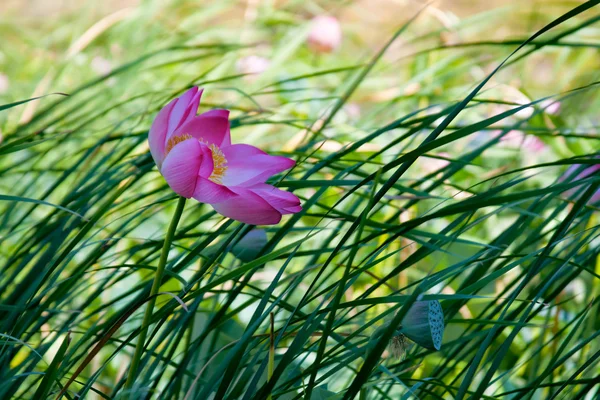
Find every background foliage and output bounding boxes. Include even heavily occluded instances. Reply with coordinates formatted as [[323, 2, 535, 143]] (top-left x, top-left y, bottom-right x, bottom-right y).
[[0, 0, 599, 399]]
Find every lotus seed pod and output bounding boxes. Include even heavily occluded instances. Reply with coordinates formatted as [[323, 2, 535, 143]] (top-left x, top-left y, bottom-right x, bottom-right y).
[[399, 300, 444, 350], [231, 229, 268, 262]]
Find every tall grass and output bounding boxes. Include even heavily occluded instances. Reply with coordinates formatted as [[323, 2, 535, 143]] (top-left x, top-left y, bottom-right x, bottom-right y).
[[0, 0, 599, 399]]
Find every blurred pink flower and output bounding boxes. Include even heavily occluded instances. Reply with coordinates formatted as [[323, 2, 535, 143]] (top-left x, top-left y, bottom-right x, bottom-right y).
[[499, 130, 546, 152], [149, 87, 301, 225], [307, 16, 342, 53], [561, 159, 600, 204], [540, 99, 561, 115], [422, 152, 450, 174], [236, 55, 270, 77]]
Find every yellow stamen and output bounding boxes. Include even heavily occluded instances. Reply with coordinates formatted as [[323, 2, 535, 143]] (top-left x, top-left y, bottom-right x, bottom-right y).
[[164, 134, 228, 183], [207, 143, 228, 184], [165, 134, 193, 155]]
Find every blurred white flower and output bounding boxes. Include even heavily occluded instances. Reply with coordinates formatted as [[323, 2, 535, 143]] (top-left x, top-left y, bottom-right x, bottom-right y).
[[344, 103, 361, 120], [307, 16, 342, 53], [91, 56, 116, 86], [236, 55, 270, 77], [91, 56, 112, 76], [563, 279, 585, 298], [0, 73, 10, 94]]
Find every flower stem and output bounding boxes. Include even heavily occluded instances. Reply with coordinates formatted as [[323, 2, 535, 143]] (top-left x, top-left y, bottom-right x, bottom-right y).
[[124, 196, 186, 392], [267, 312, 275, 400]]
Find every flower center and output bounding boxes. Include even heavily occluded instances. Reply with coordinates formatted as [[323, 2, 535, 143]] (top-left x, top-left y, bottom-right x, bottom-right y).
[[205, 142, 227, 184], [164, 135, 228, 184], [165, 134, 193, 155]]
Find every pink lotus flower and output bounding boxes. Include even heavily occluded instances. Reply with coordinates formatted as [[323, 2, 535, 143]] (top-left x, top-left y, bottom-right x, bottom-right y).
[[149, 87, 301, 225], [307, 16, 342, 53]]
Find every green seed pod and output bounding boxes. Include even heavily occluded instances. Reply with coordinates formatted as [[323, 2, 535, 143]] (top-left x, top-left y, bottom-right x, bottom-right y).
[[398, 300, 444, 351], [231, 229, 268, 262]]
